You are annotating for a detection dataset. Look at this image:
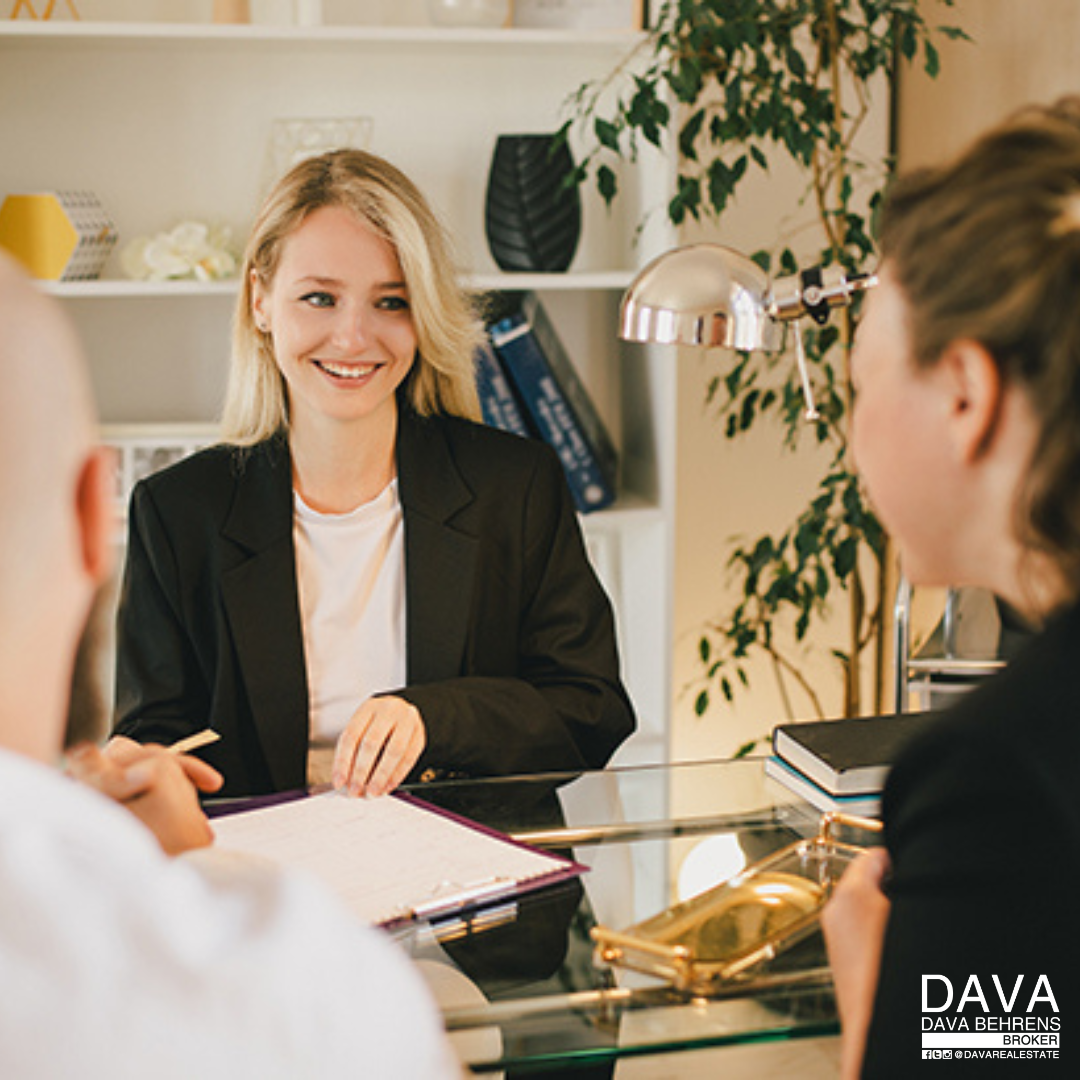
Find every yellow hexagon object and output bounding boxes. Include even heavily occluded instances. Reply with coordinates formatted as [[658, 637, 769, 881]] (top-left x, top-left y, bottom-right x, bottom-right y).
[[0, 192, 116, 281]]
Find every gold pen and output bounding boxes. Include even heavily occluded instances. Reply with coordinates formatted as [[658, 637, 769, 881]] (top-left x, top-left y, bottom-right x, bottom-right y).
[[167, 729, 221, 755]]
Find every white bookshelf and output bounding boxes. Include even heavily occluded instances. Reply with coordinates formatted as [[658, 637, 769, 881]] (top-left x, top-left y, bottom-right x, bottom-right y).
[[1, 9, 674, 764], [42, 270, 635, 298]]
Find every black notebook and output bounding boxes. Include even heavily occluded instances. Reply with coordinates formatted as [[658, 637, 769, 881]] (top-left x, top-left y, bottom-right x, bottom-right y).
[[772, 712, 941, 796]]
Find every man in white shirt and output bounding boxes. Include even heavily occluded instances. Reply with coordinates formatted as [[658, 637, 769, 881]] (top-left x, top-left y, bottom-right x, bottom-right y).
[[0, 251, 459, 1079]]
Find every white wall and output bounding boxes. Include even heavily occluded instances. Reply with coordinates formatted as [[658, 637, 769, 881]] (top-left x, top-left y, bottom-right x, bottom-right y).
[[898, 0, 1080, 169], [668, 92, 890, 764]]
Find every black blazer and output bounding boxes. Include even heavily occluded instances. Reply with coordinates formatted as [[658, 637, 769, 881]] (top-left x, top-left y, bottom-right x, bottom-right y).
[[861, 600, 1080, 1076], [113, 410, 635, 797]]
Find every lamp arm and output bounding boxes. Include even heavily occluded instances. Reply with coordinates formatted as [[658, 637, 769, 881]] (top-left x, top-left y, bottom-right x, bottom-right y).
[[768, 268, 877, 324]]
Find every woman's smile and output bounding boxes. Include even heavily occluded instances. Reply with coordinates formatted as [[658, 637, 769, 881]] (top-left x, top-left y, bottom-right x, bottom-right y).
[[313, 358, 382, 382]]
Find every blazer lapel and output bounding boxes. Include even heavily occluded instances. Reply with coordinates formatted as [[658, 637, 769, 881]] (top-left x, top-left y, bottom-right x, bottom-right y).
[[220, 441, 309, 791], [397, 411, 479, 684]]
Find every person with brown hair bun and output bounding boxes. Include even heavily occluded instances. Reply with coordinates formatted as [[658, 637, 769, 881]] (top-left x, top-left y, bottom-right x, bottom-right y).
[[823, 98, 1080, 1077]]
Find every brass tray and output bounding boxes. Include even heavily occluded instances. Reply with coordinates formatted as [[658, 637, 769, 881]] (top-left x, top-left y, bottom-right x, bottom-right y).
[[591, 812, 881, 995]]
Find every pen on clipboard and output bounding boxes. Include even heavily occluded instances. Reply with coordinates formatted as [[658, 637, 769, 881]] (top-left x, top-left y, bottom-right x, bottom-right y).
[[412, 877, 516, 921], [167, 729, 220, 755]]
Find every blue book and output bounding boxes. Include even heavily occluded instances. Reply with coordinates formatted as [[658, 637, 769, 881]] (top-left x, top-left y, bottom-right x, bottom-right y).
[[473, 338, 535, 440], [489, 295, 618, 514], [764, 756, 882, 818]]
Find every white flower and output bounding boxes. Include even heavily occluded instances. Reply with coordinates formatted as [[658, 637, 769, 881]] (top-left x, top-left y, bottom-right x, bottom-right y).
[[121, 221, 238, 282]]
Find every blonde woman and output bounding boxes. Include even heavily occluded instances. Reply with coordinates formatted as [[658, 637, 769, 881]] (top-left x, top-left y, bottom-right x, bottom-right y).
[[112, 150, 634, 798]]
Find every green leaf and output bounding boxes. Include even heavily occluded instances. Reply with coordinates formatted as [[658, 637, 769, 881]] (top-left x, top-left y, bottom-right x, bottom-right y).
[[668, 57, 704, 102], [833, 536, 858, 579], [694, 690, 709, 717], [733, 739, 760, 760], [739, 387, 761, 431], [816, 565, 830, 599], [668, 174, 701, 223], [595, 117, 620, 152], [786, 46, 807, 80], [900, 22, 917, 60], [924, 39, 941, 78], [699, 635, 711, 663], [678, 109, 706, 161], [597, 164, 618, 205]]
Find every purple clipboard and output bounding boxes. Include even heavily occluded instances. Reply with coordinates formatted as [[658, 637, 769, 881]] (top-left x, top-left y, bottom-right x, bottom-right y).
[[205, 786, 586, 928], [389, 790, 587, 925], [205, 788, 310, 819]]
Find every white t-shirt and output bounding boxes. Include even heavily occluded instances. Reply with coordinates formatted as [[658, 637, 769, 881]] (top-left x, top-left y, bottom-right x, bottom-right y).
[[294, 481, 407, 746], [0, 748, 458, 1080]]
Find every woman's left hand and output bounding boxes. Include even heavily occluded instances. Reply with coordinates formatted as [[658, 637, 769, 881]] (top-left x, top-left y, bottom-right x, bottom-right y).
[[332, 696, 426, 798]]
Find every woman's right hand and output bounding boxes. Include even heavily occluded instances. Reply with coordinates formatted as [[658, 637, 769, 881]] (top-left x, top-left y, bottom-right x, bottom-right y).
[[822, 846, 893, 1080]]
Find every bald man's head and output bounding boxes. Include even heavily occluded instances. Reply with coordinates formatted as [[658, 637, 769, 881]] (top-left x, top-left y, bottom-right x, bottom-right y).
[[0, 252, 96, 589], [0, 252, 113, 760]]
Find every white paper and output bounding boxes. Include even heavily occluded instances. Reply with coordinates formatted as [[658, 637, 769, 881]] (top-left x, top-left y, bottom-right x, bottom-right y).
[[207, 790, 573, 926]]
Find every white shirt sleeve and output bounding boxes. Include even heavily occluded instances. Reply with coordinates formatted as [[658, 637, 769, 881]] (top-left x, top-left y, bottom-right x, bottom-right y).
[[0, 751, 459, 1080]]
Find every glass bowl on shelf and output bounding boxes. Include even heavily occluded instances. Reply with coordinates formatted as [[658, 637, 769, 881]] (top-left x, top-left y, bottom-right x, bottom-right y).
[[426, 0, 510, 28]]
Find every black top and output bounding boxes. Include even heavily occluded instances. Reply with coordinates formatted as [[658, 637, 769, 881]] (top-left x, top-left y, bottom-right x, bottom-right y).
[[862, 600, 1080, 1076], [113, 409, 635, 797]]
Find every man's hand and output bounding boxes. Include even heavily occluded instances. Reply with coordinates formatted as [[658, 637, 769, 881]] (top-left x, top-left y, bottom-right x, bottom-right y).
[[67, 740, 223, 856], [332, 696, 426, 798]]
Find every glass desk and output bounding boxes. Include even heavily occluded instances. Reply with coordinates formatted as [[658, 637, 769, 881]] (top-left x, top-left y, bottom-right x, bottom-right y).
[[395, 757, 849, 1074]]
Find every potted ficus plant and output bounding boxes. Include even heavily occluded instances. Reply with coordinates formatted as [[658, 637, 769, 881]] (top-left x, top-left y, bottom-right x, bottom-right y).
[[561, 0, 967, 737]]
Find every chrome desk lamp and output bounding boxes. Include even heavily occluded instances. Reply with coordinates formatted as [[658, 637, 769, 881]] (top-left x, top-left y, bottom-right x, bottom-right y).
[[619, 243, 877, 419]]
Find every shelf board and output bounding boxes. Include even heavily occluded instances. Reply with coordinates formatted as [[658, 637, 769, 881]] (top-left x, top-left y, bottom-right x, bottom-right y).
[[45, 271, 634, 299], [44, 280, 238, 299], [581, 494, 665, 530], [468, 270, 635, 292], [0, 20, 645, 51]]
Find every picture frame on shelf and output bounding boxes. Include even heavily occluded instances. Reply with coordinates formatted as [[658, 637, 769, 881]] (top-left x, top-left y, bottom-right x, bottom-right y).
[[101, 423, 220, 522], [510, 0, 645, 31]]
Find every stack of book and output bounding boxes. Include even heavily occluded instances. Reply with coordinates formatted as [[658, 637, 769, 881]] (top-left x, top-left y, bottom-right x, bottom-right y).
[[476, 292, 618, 515], [766, 711, 941, 817]]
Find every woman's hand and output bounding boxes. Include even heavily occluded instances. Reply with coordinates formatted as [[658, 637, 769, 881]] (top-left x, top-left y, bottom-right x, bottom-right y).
[[66, 740, 223, 856], [822, 846, 893, 1080], [332, 696, 426, 798]]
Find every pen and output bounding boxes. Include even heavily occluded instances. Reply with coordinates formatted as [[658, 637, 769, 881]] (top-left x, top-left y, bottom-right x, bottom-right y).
[[167, 729, 221, 755], [412, 877, 515, 921]]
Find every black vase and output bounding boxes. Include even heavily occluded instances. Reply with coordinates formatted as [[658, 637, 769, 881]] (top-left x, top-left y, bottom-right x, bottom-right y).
[[484, 134, 582, 273]]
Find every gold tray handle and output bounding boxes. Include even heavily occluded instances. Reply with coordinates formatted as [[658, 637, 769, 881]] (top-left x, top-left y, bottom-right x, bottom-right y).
[[819, 811, 884, 842]]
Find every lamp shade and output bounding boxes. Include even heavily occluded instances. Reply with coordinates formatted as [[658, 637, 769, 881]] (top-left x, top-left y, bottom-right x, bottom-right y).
[[619, 244, 783, 352]]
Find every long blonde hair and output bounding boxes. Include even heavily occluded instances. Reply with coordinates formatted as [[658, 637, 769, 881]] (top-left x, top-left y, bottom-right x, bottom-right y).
[[221, 150, 482, 443]]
